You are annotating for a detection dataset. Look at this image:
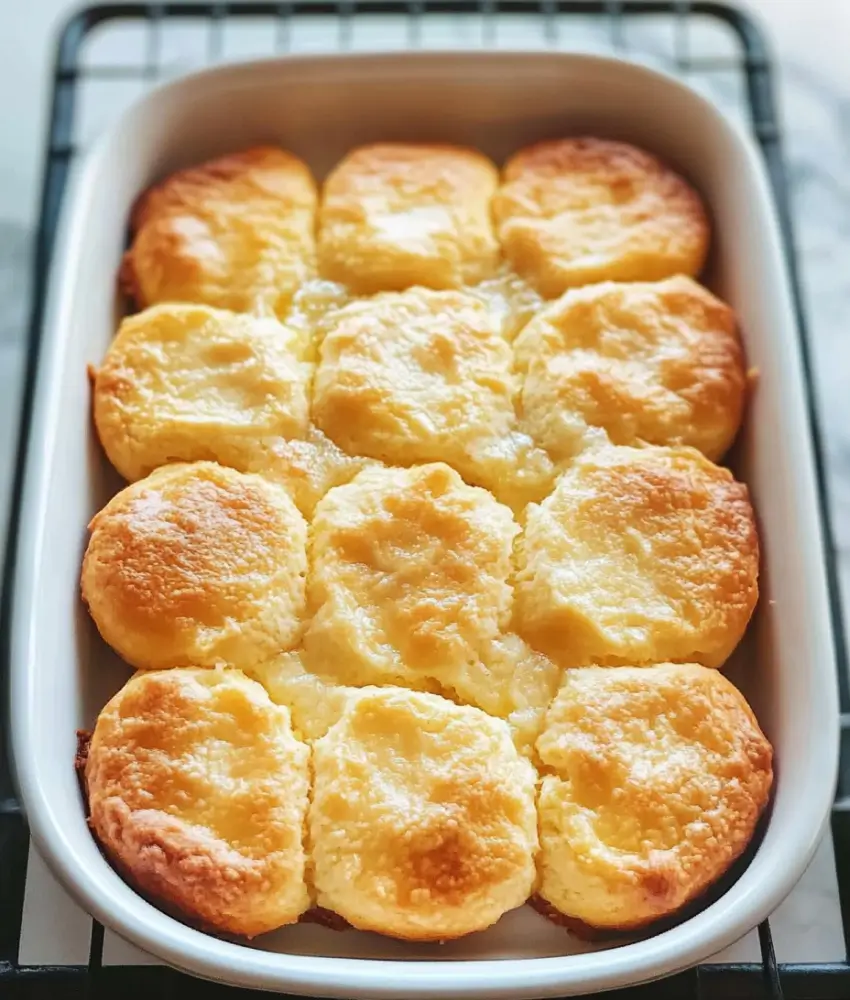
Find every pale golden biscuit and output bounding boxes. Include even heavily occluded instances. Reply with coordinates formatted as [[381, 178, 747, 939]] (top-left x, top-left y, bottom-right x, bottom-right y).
[[513, 277, 746, 461], [93, 303, 312, 482], [318, 143, 500, 293], [494, 138, 709, 297], [536, 664, 773, 930], [86, 668, 311, 938], [312, 287, 556, 509], [310, 687, 538, 940], [81, 462, 308, 671], [304, 463, 524, 692], [515, 445, 758, 668], [122, 147, 317, 317]]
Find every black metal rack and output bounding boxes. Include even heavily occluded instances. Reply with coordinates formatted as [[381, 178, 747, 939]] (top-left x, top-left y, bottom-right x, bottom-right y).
[[1, 2, 848, 997]]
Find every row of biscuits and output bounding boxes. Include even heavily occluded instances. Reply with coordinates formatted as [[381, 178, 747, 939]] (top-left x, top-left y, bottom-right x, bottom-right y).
[[120, 139, 709, 312], [92, 276, 745, 516], [84, 662, 770, 942], [80, 137, 771, 943]]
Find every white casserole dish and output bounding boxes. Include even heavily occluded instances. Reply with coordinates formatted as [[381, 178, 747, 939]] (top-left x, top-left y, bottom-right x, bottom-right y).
[[9, 50, 839, 998]]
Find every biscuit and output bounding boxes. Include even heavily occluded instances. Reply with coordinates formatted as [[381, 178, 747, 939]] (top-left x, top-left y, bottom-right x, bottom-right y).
[[121, 147, 317, 317], [309, 687, 538, 940], [317, 143, 500, 293], [515, 445, 758, 668], [85, 668, 310, 938], [535, 664, 773, 930], [513, 277, 745, 461], [303, 462, 560, 746], [312, 287, 555, 508], [493, 138, 709, 297], [93, 303, 312, 482], [304, 463, 517, 691], [81, 462, 308, 671]]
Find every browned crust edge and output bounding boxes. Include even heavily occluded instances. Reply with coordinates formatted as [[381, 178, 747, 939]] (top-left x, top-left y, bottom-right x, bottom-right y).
[[529, 793, 773, 941], [118, 251, 143, 310]]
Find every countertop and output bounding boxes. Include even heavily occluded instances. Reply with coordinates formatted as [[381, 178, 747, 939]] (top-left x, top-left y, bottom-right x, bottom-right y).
[[0, 0, 847, 972]]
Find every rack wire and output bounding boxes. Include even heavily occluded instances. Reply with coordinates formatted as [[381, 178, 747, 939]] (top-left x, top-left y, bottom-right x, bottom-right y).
[[1, 2, 848, 997]]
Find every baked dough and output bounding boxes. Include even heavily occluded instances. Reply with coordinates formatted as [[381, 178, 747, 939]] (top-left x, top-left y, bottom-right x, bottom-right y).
[[85, 667, 310, 937], [513, 277, 745, 461], [312, 287, 555, 508], [494, 138, 709, 297], [93, 303, 311, 482], [247, 650, 357, 743], [253, 638, 559, 760], [305, 462, 515, 688], [317, 143, 500, 293], [121, 146, 317, 317], [309, 687, 538, 939], [515, 444, 758, 668], [247, 427, 380, 519], [536, 663, 773, 930], [81, 462, 308, 671]]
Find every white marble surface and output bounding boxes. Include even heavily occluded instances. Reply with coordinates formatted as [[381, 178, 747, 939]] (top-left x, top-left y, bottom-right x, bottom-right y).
[[1, 0, 849, 971]]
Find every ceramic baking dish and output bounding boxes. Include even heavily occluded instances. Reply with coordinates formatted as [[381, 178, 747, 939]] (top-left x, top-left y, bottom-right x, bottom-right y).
[[9, 51, 840, 998]]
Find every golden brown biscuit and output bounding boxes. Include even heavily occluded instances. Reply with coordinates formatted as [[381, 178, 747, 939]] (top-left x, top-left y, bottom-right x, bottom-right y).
[[513, 277, 746, 461], [318, 143, 500, 293], [86, 668, 310, 938], [81, 462, 308, 671], [121, 147, 317, 317], [494, 138, 709, 297], [514, 445, 758, 668], [312, 287, 555, 509], [305, 463, 516, 690], [536, 664, 773, 930], [309, 687, 538, 940], [93, 303, 312, 482]]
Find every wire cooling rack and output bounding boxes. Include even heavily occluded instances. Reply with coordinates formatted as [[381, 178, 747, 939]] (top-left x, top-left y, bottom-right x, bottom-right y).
[[2, 2, 849, 998]]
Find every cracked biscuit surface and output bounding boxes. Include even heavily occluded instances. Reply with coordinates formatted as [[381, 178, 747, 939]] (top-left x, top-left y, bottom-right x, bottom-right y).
[[535, 664, 773, 930], [513, 277, 745, 462], [494, 138, 709, 297], [318, 143, 500, 293], [309, 687, 538, 940], [298, 460, 561, 755], [93, 303, 312, 482], [304, 463, 517, 692], [122, 146, 317, 317], [85, 667, 311, 938], [514, 444, 759, 669], [312, 287, 555, 508], [81, 462, 308, 671]]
